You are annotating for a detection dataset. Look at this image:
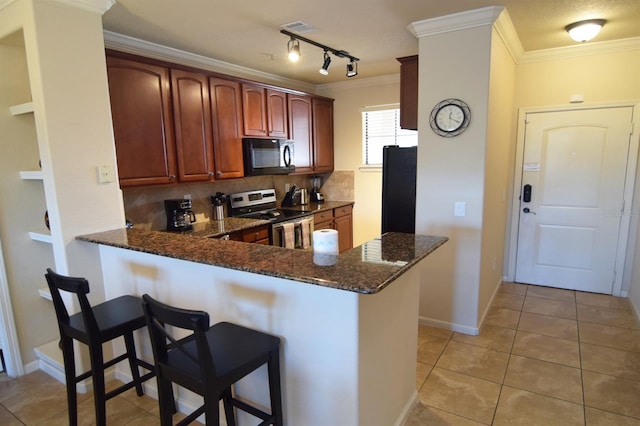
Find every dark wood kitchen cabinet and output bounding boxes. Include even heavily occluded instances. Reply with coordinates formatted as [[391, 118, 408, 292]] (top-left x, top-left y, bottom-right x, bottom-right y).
[[228, 224, 270, 245], [397, 55, 418, 131], [106, 56, 177, 187], [312, 98, 334, 173], [209, 77, 244, 179], [288, 95, 334, 175], [313, 204, 353, 252], [241, 84, 288, 138], [171, 69, 215, 182], [288, 94, 313, 173]]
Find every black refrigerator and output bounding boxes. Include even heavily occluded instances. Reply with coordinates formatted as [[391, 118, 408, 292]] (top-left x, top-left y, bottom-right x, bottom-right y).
[[381, 145, 417, 234]]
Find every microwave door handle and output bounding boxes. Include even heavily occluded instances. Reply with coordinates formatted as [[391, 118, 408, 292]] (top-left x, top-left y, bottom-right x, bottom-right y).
[[283, 144, 291, 167]]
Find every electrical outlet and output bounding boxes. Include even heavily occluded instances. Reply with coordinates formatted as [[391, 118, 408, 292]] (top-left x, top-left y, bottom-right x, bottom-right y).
[[97, 165, 114, 183]]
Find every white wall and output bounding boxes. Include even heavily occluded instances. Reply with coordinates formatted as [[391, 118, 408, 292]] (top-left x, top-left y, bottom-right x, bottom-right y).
[[317, 76, 400, 246]]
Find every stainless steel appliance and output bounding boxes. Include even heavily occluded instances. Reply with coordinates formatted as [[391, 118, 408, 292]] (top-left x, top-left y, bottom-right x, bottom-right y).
[[210, 192, 227, 221], [228, 188, 314, 249], [381, 145, 417, 233], [310, 175, 324, 203], [165, 199, 196, 231], [243, 138, 294, 176]]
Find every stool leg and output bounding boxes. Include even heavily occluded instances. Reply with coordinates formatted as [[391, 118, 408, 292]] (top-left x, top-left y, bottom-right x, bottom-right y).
[[204, 393, 221, 426], [60, 337, 78, 426], [157, 376, 175, 426], [221, 387, 236, 426], [124, 331, 144, 396], [88, 340, 107, 426], [268, 349, 284, 426]]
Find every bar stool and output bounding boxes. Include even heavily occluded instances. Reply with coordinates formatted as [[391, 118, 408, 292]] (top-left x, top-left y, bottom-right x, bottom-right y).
[[141, 294, 283, 426], [45, 268, 155, 426]]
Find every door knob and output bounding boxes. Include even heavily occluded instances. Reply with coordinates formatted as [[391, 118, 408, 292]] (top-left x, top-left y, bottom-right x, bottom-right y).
[[523, 207, 536, 215]]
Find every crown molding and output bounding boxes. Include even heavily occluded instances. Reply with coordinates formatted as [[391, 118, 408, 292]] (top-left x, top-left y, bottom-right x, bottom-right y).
[[103, 30, 317, 93], [50, 0, 115, 14], [408, 6, 504, 39], [316, 73, 399, 92], [518, 36, 640, 64], [492, 9, 523, 62]]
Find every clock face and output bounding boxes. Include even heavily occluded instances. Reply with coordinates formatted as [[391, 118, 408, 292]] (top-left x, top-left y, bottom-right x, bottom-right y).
[[429, 99, 471, 137], [435, 104, 465, 132]]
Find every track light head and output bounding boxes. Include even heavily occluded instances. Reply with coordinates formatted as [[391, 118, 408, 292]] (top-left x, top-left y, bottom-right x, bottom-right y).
[[346, 60, 358, 77], [287, 37, 300, 62], [319, 51, 331, 75]]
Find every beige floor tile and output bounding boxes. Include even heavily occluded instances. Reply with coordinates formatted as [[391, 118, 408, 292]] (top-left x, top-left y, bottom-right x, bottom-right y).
[[523, 295, 576, 320], [0, 404, 22, 426], [576, 292, 632, 310], [416, 362, 433, 390], [579, 322, 640, 353], [121, 387, 160, 412], [417, 334, 449, 365], [493, 386, 584, 426], [504, 355, 583, 404], [124, 411, 161, 425], [418, 367, 501, 424], [581, 342, 640, 381], [405, 404, 485, 426], [418, 324, 453, 339], [3, 376, 68, 425], [518, 312, 578, 341], [511, 330, 580, 367], [583, 370, 640, 419], [526, 285, 576, 302], [452, 325, 516, 353], [435, 341, 509, 383], [492, 291, 525, 311], [578, 304, 640, 329], [484, 307, 521, 329], [585, 407, 640, 425], [500, 282, 528, 295], [0, 370, 60, 403]]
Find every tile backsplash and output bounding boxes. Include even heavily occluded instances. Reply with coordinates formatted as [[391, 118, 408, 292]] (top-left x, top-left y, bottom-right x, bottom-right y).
[[123, 171, 354, 230]]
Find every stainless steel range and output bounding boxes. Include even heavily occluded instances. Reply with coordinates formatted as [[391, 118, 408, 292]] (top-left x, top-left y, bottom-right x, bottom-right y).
[[228, 189, 314, 249]]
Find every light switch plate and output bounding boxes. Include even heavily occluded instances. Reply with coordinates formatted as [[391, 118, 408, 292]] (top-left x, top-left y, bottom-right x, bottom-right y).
[[454, 201, 466, 217], [97, 165, 115, 183]]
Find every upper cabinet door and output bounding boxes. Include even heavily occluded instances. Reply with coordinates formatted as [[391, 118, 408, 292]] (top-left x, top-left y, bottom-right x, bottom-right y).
[[397, 55, 418, 131], [106, 56, 177, 187], [210, 77, 245, 179], [266, 89, 288, 138], [288, 94, 313, 174], [171, 69, 215, 182], [241, 84, 268, 137], [312, 98, 334, 173]]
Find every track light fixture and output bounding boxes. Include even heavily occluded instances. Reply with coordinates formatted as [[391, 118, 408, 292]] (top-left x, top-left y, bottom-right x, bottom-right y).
[[319, 51, 331, 75], [346, 60, 358, 77], [281, 29, 359, 78], [287, 37, 300, 62]]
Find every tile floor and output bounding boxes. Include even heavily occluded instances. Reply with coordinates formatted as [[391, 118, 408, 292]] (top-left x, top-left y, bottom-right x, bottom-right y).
[[407, 282, 640, 425], [0, 282, 638, 425]]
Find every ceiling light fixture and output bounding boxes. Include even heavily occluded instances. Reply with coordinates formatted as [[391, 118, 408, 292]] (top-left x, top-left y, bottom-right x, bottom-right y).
[[346, 60, 358, 78], [319, 51, 331, 75], [281, 29, 359, 78], [565, 19, 606, 42], [287, 37, 300, 62]]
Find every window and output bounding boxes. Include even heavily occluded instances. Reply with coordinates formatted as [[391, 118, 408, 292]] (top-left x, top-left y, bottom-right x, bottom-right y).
[[362, 106, 417, 166]]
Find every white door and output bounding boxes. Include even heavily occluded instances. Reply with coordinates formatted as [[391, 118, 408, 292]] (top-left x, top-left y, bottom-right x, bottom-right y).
[[515, 107, 634, 293]]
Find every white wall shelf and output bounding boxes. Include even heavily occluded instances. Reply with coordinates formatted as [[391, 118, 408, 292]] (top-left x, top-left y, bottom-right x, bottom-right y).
[[38, 287, 52, 301], [19, 170, 44, 180], [29, 231, 52, 244], [9, 102, 34, 116]]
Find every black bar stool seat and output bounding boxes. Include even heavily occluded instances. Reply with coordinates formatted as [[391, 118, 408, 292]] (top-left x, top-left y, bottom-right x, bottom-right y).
[[45, 268, 155, 426], [142, 294, 283, 426]]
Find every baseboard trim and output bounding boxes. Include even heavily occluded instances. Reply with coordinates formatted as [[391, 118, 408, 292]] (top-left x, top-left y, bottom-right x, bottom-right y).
[[393, 390, 418, 426], [477, 278, 503, 331], [419, 316, 479, 335]]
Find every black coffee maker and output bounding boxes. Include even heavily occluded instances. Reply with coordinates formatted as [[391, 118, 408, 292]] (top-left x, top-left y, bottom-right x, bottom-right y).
[[165, 199, 196, 231]]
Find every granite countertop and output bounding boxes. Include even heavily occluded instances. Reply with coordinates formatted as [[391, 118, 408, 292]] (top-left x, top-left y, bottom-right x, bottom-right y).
[[77, 228, 447, 294]]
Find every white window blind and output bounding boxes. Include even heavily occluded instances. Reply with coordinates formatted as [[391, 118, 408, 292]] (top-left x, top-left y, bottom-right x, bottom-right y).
[[362, 107, 417, 166]]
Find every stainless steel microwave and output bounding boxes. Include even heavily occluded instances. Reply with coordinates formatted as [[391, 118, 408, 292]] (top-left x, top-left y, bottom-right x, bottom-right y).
[[243, 138, 295, 176]]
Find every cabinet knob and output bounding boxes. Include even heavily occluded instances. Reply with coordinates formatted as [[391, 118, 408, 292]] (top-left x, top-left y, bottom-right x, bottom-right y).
[[169, 174, 176, 180], [208, 171, 215, 178], [216, 171, 222, 177]]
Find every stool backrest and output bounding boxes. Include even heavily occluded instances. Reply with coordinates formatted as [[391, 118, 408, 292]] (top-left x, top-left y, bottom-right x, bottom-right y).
[[141, 294, 216, 379], [45, 268, 100, 337]]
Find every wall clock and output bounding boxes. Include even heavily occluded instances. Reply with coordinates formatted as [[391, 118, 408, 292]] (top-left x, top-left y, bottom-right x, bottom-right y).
[[429, 98, 471, 137]]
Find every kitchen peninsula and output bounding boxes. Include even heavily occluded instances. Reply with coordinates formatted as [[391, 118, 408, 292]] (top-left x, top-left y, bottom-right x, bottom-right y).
[[78, 229, 447, 425]]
